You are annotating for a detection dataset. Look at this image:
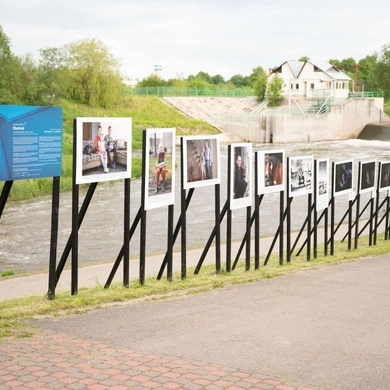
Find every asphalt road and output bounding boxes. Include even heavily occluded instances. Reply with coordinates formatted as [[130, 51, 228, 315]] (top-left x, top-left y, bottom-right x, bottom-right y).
[[37, 254, 390, 390]]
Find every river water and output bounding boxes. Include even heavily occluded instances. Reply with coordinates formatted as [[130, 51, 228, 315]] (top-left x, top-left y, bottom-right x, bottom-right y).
[[1, 139, 389, 274]]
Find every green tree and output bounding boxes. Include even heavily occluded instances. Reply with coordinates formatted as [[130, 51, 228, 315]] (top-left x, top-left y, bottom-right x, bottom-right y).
[[266, 74, 284, 106], [211, 74, 225, 85], [376, 44, 390, 98], [38, 47, 68, 104], [247, 66, 266, 87], [358, 54, 379, 91], [228, 74, 248, 88], [65, 37, 123, 108], [187, 76, 211, 88], [137, 74, 167, 87], [253, 73, 268, 102], [19, 54, 41, 105], [0, 26, 22, 104], [298, 56, 310, 62], [195, 71, 212, 84]]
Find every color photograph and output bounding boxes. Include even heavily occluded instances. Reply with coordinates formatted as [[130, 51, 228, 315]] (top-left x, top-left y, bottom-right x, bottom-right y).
[[230, 143, 252, 210], [316, 158, 329, 211], [288, 156, 313, 197], [379, 161, 390, 192], [359, 160, 376, 193], [144, 128, 175, 210], [76, 117, 132, 185], [334, 160, 353, 197], [182, 135, 220, 189], [256, 150, 284, 195]]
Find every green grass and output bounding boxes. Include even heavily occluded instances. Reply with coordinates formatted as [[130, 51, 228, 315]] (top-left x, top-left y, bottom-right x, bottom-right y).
[[1, 96, 219, 201], [1, 270, 15, 277], [1, 234, 389, 340]]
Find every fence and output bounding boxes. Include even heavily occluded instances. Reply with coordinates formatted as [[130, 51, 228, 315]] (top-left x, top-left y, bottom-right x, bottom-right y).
[[130, 86, 256, 97]]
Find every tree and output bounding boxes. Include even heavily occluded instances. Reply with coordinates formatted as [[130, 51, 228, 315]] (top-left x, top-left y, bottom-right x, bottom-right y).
[[253, 73, 268, 102], [38, 47, 68, 104], [376, 44, 390, 99], [0, 26, 22, 104], [228, 74, 248, 88], [19, 54, 41, 105], [266, 74, 284, 106], [298, 56, 310, 62], [137, 74, 168, 87], [65, 37, 123, 108], [211, 74, 225, 85], [195, 71, 212, 84], [247, 66, 266, 87], [358, 54, 379, 91]]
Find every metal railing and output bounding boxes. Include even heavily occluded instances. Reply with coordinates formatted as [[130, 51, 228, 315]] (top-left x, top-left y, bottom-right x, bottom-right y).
[[130, 86, 256, 97], [349, 91, 384, 98]]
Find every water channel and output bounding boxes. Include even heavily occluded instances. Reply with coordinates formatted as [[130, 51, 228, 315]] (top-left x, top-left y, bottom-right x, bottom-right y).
[[1, 139, 389, 275]]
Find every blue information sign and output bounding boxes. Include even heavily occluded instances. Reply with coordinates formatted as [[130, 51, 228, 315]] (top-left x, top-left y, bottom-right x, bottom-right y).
[[0, 105, 62, 181]]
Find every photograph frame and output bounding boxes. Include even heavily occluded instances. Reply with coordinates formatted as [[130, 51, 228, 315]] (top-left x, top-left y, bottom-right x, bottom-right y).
[[256, 150, 285, 195], [379, 161, 390, 192], [182, 135, 221, 189], [316, 158, 329, 211], [230, 142, 253, 210], [144, 128, 176, 210], [288, 155, 313, 197], [359, 160, 376, 194], [76, 117, 132, 185], [333, 160, 354, 197]]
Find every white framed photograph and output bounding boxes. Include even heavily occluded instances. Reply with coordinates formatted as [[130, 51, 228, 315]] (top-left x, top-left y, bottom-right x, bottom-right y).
[[182, 135, 221, 189], [144, 128, 175, 210], [334, 160, 353, 197], [316, 158, 329, 211], [257, 150, 284, 194], [230, 143, 252, 210], [288, 155, 313, 197], [76, 117, 132, 185], [359, 160, 376, 194]]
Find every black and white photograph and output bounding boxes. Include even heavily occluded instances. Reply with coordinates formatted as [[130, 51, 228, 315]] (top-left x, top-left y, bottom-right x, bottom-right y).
[[316, 158, 329, 211], [288, 155, 313, 197]]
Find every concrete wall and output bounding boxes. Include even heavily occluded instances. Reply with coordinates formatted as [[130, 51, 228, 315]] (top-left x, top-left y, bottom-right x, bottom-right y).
[[257, 99, 388, 143]]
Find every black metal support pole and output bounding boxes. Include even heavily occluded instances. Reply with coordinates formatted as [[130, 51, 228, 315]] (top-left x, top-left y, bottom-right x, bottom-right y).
[[330, 196, 335, 255], [71, 120, 79, 296], [139, 209, 146, 285], [215, 184, 221, 274], [226, 145, 232, 273], [55, 182, 97, 286], [341, 198, 369, 242], [307, 193, 312, 261], [167, 204, 174, 281], [314, 209, 318, 259], [286, 195, 291, 263], [354, 193, 360, 249], [180, 138, 187, 279], [254, 153, 260, 270], [279, 191, 284, 265], [386, 194, 390, 240], [245, 206, 251, 271], [157, 188, 194, 280], [48, 176, 60, 300], [369, 194, 374, 246], [374, 165, 381, 245], [105, 207, 141, 288], [0, 181, 13, 219], [123, 178, 130, 288], [324, 207, 328, 256], [348, 197, 352, 250]]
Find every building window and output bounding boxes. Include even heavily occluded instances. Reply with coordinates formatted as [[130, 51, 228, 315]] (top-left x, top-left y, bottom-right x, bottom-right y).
[[295, 83, 299, 90], [314, 66, 321, 72], [310, 83, 315, 90], [291, 84, 293, 89]]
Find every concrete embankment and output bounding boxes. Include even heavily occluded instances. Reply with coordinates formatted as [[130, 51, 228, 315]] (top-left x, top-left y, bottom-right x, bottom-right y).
[[357, 123, 390, 141]]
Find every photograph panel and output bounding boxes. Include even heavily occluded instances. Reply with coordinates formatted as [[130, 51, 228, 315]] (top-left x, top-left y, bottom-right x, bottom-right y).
[[144, 128, 175, 210], [288, 155, 313, 197], [316, 158, 329, 211], [230, 143, 252, 210], [182, 135, 221, 189], [379, 161, 390, 192], [359, 160, 376, 194], [257, 150, 284, 195], [76, 117, 132, 185], [333, 160, 353, 197]]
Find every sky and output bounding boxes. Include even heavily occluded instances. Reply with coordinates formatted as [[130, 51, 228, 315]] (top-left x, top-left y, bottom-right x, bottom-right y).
[[1, 0, 389, 84]]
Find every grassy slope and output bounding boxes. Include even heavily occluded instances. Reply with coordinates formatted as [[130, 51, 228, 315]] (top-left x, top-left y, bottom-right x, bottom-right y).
[[2, 96, 219, 201]]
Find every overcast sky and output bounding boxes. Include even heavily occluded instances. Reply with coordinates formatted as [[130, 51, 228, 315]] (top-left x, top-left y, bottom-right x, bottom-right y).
[[1, 0, 389, 84]]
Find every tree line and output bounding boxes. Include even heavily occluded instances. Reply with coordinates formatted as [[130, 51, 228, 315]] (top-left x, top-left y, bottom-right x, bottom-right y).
[[1, 24, 390, 109]]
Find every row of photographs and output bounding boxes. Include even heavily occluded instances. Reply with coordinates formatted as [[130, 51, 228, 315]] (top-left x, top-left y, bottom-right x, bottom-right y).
[[75, 119, 390, 211]]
